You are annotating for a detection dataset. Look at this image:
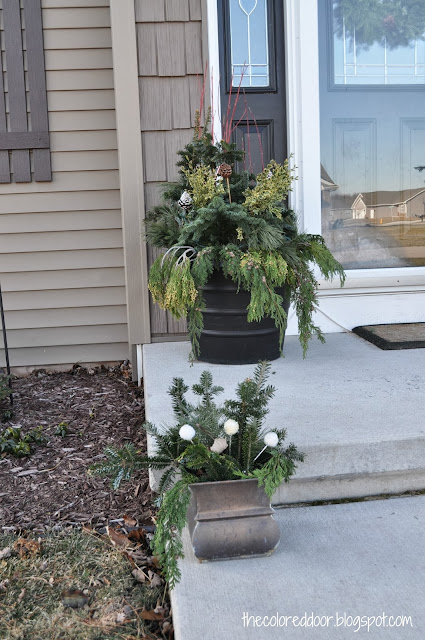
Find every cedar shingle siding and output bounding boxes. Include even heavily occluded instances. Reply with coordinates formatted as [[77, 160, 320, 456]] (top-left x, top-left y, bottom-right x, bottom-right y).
[[135, 0, 204, 336], [0, 0, 127, 369]]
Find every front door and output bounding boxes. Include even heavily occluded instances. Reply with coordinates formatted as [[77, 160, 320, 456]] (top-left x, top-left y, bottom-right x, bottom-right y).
[[217, 0, 287, 173], [319, 0, 425, 270]]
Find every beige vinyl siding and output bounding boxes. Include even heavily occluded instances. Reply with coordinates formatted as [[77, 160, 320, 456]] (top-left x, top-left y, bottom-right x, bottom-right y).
[[0, 1, 128, 369], [47, 90, 116, 111], [135, 0, 205, 337], [45, 49, 113, 70]]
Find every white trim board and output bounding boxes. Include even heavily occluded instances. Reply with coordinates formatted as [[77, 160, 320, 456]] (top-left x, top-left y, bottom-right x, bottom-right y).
[[284, 0, 321, 234], [109, 0, 151, 349], [205, 0, 222, 142]]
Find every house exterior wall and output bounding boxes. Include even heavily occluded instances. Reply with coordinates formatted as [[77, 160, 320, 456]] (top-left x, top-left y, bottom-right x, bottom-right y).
[[135, 0, 205, 338], [0, 0, 129, 370], [1, 0, 420, 371]]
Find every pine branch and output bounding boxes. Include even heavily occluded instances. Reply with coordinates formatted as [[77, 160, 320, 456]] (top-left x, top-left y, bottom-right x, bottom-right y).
[[168, 378, 190, 422], [192, 370, 224, 408]]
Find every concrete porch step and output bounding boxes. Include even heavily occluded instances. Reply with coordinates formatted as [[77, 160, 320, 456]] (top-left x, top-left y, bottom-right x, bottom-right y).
[[143, 333, 425, 503]]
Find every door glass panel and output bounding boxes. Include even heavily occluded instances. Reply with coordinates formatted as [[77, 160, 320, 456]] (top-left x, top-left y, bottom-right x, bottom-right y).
[[331, 0, 425, 85], [319, 0, 425, 269], [229, 0, 269, 87]]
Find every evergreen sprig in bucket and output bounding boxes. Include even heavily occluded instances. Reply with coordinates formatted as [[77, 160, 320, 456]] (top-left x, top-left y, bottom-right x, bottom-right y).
[[91, 362, 305, 588]]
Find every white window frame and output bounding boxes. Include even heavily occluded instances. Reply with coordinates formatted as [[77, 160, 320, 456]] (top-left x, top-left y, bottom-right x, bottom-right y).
[[207, 0, 425, 333]]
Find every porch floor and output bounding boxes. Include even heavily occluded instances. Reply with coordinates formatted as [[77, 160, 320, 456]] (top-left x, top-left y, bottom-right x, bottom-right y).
[[143, 333, 425, 639]]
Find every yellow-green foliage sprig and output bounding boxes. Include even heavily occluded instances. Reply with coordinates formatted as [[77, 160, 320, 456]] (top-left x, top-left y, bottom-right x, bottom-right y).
[[182, 161, 224, 209], [149, 254, 198, 320], [239, 250, 288, 288], [243, 159, 296, 218]]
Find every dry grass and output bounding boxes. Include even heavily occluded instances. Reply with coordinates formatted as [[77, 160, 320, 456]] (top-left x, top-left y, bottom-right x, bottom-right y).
[[0, 528, 170, 640]]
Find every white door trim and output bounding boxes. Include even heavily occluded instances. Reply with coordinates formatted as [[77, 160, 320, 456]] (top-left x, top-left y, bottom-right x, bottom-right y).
[[205, 0, 222, 142], [284, 0, 322, 235]]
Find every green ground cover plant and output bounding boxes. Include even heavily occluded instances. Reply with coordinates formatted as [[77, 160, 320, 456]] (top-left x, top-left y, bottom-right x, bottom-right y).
[[0, 425, 45, 457]]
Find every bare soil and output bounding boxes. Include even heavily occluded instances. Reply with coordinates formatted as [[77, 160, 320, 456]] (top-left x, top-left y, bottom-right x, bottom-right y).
[[0, 365, 152, 533]]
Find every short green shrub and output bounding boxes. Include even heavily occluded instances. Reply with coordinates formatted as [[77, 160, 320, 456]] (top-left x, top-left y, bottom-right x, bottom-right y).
[[0, 425, 45, 457]]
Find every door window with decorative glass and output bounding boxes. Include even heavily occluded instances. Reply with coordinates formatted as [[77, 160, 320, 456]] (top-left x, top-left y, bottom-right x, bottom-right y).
[[319, 0, 425, 269]]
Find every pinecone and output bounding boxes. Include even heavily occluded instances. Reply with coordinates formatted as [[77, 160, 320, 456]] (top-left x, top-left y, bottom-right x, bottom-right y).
[[178, 191, 192, 210], [218, 163, 232, 179]]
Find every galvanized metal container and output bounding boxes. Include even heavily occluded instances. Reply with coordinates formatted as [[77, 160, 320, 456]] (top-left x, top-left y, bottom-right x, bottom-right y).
[[187, 478, 280, 562]]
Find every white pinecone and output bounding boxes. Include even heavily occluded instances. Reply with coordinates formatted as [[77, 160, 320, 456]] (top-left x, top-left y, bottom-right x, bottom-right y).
[[178, 191, 192, 210]]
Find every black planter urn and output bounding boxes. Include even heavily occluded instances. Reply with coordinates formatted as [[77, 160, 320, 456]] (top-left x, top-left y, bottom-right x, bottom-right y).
[[196, 270, 290, 365]]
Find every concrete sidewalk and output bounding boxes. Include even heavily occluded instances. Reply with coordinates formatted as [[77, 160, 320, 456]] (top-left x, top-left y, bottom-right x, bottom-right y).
[[172, 495, 425, 639], [143, 333, 425, 502]]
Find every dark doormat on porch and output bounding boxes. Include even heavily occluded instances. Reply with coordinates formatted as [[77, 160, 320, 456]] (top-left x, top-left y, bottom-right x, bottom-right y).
[[352, 323, 425, 350]]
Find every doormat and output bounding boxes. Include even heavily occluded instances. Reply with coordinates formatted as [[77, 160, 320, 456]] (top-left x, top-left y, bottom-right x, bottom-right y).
[[352, 323, 425, 350]]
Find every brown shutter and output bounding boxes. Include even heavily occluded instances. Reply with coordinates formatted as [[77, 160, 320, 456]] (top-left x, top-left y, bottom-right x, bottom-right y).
[[0, 0, 51, 183]]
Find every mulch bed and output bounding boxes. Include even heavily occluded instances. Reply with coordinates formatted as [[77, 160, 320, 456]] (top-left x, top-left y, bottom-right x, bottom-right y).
[[0, 364, 152, 533]]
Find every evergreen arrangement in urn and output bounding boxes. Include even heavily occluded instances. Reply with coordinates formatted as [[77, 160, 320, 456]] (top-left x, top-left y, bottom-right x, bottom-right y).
[[91, 361, 304, 588], [146, 110, 345, 359]]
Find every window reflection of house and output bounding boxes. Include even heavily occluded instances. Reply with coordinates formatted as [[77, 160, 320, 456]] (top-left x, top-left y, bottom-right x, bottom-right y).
[[328, 189, 425, 227], [355, 189, 425, 223], [351, 194, 367, 220]]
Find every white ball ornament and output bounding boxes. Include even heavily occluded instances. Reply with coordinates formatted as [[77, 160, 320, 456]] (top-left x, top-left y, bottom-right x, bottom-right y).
[[224, 419, 239, 436], [264, 431, 279, 448], [179, 424, 196, 441]]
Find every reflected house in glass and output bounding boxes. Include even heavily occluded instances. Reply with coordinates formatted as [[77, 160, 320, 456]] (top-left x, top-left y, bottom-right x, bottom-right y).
[[349, 190, 425, 223], [328, 189, 425, 225], [351, 195, 368, 220]]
